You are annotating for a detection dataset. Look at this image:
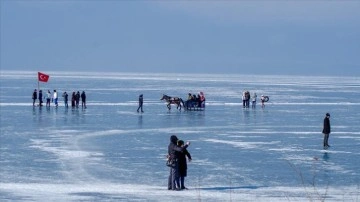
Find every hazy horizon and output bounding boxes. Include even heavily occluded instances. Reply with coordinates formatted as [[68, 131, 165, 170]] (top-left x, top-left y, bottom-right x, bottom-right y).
[[1, 1, 359, 76]]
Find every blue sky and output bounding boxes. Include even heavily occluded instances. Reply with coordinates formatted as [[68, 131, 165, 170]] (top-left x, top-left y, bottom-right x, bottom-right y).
[[1, 1, 359, 76]]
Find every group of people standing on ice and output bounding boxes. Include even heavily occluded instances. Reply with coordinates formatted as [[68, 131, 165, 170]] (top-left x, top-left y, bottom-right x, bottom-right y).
[[66, 91, 87, 109], [167, 135, 192, 191], [184, 92, 206, 109], [32, 89, 59, 107], [242, 90, 268, 108], [32, 89, 87, 109]]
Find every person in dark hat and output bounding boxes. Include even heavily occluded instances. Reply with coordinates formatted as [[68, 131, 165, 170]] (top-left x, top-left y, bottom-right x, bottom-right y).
[[322, 113, 331, 149], [137, 94, 144, 113]]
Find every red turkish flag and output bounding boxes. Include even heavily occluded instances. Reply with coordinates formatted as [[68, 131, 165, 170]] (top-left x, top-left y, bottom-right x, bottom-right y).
[[38, 72, 50, 82]]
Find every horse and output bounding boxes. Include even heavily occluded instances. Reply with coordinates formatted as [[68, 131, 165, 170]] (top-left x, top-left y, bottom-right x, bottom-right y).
[[160, 94, 184, 111]]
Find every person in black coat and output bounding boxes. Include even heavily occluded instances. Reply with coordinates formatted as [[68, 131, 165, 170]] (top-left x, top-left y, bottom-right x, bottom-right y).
[[32, 89, 37, 106], [38, 90, 43, 106], [81, 91, 86, 109], [75, 91, 80, 108], [71, 92, 76, 108], [322, 113, 331, 149], [63, 92, 69, 108], [137, 94, 143, 113], [167, 135, 190, 190], [177, 140, 192, 190]]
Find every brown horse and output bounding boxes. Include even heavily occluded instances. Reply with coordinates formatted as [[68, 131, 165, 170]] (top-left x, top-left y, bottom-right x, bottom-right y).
[[160, 94, 184, 111]]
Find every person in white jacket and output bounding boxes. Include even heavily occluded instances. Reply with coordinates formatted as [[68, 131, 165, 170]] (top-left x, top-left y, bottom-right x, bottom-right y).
[[52, 90, 58, 107]]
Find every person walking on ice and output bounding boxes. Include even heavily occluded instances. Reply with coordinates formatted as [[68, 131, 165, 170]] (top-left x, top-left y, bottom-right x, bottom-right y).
[[322, 113, 331, 149], [137, 94, 144, 113]]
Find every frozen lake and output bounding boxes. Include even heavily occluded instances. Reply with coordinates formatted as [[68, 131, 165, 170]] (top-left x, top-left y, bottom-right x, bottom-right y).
[[1, 71, 359, 201]]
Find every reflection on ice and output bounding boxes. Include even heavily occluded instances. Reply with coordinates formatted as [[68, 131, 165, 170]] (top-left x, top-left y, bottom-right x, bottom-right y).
[[204, 138, 280, 149]]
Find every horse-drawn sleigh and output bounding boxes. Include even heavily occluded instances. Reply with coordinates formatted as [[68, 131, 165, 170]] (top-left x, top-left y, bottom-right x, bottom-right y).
[[160, 92, 206, 111]]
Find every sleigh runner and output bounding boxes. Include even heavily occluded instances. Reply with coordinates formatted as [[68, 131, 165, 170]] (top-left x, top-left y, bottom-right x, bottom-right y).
[[183, 91, 205, 111]]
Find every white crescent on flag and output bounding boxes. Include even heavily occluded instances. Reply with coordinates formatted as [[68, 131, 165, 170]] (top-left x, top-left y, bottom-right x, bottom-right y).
[[38, 72, 50, 82]]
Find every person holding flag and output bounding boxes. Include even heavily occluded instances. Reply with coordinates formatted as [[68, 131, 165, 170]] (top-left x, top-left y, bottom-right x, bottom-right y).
[[37, 72, 50, 107]]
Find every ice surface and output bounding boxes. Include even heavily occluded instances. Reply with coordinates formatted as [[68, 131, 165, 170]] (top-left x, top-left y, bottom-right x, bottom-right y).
[[1, 71, 359, 201]]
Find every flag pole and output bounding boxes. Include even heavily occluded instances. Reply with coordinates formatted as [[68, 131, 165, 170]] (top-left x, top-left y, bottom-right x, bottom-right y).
[[37, 74, 40, 93], [37, 74, 39, 106]]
